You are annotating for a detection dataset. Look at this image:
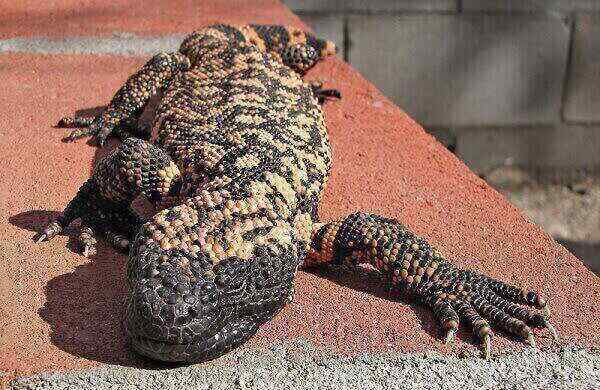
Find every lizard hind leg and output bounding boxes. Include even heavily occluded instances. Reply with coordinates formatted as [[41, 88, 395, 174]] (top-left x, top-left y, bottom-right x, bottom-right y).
[[305, 212, 558, 358]]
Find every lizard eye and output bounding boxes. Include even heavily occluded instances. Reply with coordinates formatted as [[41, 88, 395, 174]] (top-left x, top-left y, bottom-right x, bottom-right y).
[[282, 44, 318, 73]]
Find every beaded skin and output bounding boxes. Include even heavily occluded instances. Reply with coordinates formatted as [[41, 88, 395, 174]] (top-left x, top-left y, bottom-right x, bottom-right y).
[[37, 24, 555, 362]]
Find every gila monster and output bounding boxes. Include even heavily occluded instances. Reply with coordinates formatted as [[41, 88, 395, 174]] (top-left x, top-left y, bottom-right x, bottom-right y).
[[36, 24, 557, 362]]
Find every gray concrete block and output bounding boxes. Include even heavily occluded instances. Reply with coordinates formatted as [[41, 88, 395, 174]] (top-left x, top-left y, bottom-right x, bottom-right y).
[[298, 14, 345, 54], [455, 125, 600, 173], [284, 0, 457, 13], [563, 14, 600, 122], [462, 1, 600, 11], [348, 15, 570, 127]]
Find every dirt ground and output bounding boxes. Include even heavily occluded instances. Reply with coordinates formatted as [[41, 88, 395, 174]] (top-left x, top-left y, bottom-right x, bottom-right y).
[[485, 166, 600, 275]]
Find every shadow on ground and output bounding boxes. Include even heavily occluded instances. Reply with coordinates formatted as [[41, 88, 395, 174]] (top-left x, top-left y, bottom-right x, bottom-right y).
[[9, 209, 490, 367], [306, 265, 531, 349], [9, 210, 174, 370]]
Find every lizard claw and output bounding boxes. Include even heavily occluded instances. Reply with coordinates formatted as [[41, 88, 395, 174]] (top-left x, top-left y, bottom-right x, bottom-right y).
[[544, 319, 559, 341], [444, 328, 457, 346], [542, 303, 551, 319], [82, 244, 94, 257], [483, 334, 492, 359], [310, 81, 341, 104], [525, 330, 537, 348], [34, 220, 63, 243], [79, 225, 98, 258]]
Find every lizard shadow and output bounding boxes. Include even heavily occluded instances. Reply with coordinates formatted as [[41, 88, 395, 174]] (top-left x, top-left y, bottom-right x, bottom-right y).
[[306, 265, 496, 350], [9, 210, 182, 370], [305, 265, 440, 341], [8, 98, 189, 369], [11, 211, 527, 365]]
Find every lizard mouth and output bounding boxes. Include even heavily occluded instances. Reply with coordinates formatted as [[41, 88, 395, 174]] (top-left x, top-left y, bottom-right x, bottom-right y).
[[124, 308, 205, 363], [129, 333, 196, 362]]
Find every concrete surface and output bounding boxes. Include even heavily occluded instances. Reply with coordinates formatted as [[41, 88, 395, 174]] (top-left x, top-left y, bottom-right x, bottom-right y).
[[0, 36, 186, 56], [347, 14, 569, 127], [7, 340, 600, 390], [1, 0, 600, 388], [563, 14, 600, 123]]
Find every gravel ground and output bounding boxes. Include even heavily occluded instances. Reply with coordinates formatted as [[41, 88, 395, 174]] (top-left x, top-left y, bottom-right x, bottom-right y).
[[485, 167, 600, 275], [7, 341, 599, 390]]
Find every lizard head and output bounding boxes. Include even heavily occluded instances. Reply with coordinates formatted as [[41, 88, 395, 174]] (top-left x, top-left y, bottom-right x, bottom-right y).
[[123, 207, 297, 363], [124, 238, 226, 362], [282, 28, 337, 73]]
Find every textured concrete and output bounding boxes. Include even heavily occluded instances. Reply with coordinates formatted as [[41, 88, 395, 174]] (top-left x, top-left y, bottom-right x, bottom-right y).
[[7, 341, 600, 390], [1, 0, 600, 386], [283, 0, 457, 13], [348, 14, 570, 127], [563, 14, 600, 123], [455, 125, 600, 173], [0, 36, 185, 56], [462, 0, 600, 12]]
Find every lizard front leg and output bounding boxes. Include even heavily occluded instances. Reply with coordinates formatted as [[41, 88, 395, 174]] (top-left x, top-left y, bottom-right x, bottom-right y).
[[36, 138, 182, 256], [305, 212, 558, 358], [58, 52, 190, 146]]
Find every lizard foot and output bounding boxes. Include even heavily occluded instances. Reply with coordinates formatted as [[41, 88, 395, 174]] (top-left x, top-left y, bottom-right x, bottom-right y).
[[37, 214, 135, 257], [56, 114, 126, 146], [35, 179, 141, 256], [36, 211, 135, 256], [77, 223, 130, 257], [58, 114, 151, 145], [309, 81, 341, 104], [409, 270, 557, 358]]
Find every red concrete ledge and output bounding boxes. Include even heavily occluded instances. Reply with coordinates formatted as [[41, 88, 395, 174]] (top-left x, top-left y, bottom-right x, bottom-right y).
[[1, 0, 599, 382], [0, 0, 302, 39]]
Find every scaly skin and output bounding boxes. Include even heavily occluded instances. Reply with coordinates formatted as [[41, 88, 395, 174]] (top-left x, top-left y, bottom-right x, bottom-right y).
[[37, 24, 557, 363]]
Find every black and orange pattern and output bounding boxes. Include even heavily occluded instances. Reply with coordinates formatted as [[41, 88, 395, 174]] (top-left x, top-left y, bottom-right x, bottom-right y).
[[37, 24, 555, 363]]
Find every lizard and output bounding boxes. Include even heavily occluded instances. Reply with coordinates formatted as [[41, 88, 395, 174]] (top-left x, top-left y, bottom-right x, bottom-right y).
[[36, 24, 557, 362]]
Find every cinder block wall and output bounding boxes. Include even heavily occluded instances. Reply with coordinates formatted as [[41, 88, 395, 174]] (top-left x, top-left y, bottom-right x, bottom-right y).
[[284, 0, 600, 173]]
